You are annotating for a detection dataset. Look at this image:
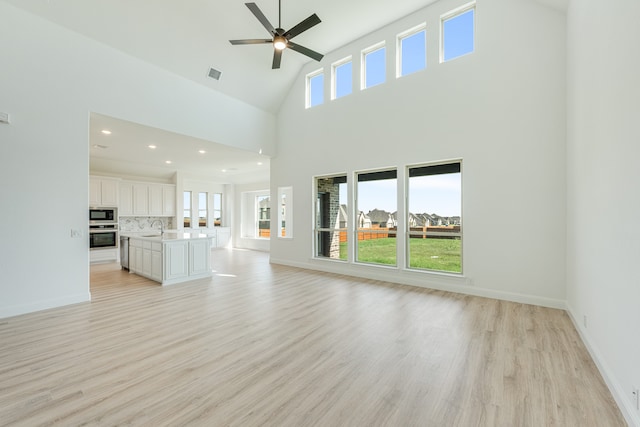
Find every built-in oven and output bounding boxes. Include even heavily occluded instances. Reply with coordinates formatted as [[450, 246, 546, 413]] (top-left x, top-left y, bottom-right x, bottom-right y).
[[89, 207, 117, 224], [89, 224, 118, 250]]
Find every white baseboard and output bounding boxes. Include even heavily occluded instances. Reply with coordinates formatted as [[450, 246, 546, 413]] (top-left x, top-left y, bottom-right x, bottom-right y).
[[269, 257, 566, 310], [566, 305, 640, 427], [0, 292, 91, 320]]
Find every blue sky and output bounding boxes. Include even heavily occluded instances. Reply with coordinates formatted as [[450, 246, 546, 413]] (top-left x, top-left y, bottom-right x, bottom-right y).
[[338, 172, 461, 217]]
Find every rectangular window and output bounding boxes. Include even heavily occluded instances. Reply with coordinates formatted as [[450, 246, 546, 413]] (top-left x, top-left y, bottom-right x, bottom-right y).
[[362, 43, 386, 89], [183, 191, 191, 228], [398, 25, 426, 77], [407, 162, 462, 273], [278, 187, 293, 238], [306, 69, 324, 108], [314, 175, 348, 261], [213, 193, 222, 226], [257, 195, 270, 239], [332, 57, 352, 100], [356, 169, 397, 266], [441, 3, 475, 62], [198, 192, 208, 228]]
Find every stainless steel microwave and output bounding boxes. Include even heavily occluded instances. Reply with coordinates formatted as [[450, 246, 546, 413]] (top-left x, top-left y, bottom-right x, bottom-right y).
[[89, 207, 117, 224]]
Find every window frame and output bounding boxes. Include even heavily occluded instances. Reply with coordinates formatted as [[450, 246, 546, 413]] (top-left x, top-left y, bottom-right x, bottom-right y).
[[331, 56, 353, 100], [183, 191, 192, 229], [440, 2, 476, 63], [256, 194, 271, 239], [198, 192, 208, 228], [396, 23, 427, 78], [354, 168, 398, 267], [313, 174, 348, 262], [212, 193, 222, 227], [361, 41, 387, 90], [305, 68, 324, 109], [405, 160, 463, 274]]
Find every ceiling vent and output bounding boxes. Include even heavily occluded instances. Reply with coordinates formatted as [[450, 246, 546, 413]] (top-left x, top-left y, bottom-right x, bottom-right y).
[[208, 67, 222, 81]]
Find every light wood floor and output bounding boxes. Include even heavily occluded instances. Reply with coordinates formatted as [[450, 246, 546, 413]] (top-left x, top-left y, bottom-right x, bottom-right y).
[[0, 249, 625, 426]]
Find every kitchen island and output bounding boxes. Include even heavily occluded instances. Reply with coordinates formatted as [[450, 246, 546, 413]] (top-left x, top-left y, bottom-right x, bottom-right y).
[[123, 232, 212, 285]]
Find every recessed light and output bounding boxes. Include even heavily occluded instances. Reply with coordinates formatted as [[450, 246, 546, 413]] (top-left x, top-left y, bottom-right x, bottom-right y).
[[148, 145, 157, 149], [221, 169, 227, 173], [199, 150, 206, 154], [257, 162, 263, 165], [101, 130, 112, 135], [165, 160, 172, 164]]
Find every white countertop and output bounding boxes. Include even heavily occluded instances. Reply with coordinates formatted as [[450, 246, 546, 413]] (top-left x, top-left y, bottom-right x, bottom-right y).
[[121, 231, 213, 242]]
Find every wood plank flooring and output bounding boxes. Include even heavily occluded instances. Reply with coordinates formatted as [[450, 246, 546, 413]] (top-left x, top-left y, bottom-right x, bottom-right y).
[[0, 249, 625, 426]]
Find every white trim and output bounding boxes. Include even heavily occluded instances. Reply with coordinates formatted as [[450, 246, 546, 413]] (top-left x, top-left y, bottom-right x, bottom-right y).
[[566, 305, 640, 427], [0, 292, 91, 320], [270, 257, 566, 310]]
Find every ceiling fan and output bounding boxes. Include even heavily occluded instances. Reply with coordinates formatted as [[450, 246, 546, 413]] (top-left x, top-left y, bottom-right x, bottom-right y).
[[229, 1, 324, 69]]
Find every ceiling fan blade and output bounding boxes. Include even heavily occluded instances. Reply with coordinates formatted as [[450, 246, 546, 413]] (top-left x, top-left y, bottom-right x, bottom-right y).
[[245, 3, 276, 35], [283, 14, 321, 39], [287, 41, 324, 62], [229, 39, 272, 45], [272, 49, 283, 69]]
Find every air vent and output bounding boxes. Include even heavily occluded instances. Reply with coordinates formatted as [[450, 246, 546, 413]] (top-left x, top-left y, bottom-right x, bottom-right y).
[[208, 67, 222, 80]]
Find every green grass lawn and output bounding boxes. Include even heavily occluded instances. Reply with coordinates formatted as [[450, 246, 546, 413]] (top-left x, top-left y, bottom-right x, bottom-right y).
[[340, 238, 461, 273]]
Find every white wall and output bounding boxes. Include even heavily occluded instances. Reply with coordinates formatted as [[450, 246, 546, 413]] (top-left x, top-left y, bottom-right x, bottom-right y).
[[0, 3, 275, 318], [566, 0, 640, 424], [271, 0, 567, 307]]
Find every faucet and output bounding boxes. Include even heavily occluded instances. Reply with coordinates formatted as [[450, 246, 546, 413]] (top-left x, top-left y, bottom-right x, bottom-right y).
[[150, 219, 164, 235]]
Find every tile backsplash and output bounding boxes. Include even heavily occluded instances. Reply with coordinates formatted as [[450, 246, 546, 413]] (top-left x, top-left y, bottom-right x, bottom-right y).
[[119, 217, 174, 232]]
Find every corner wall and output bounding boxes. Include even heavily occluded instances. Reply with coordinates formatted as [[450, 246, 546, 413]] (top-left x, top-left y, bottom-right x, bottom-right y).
[[566, 0, 640, 424], [271, 0, 567, 307], [0, 3, 275, 318]]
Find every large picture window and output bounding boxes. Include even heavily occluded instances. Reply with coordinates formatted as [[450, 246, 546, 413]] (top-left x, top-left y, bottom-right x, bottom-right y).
[[407, 162, 462, 273], [314, 175, 348, 260], [356, 169, 397, 266]]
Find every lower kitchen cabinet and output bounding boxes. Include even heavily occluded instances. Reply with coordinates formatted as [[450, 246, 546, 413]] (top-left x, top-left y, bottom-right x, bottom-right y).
[[127, 235, 211, 285]]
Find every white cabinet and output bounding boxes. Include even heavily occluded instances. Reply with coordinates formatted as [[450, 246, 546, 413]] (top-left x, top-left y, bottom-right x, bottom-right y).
[[132, 184, 149, 216], [163, 185, 176, 216], [120, 181, 176, 217], [216, 227, 231, 248], [189, 239, 211, 276], [119, 182, 133, 216], [151, 249, 163, 282], [128, 236, 211, 285], [90, 177, 119, 207], [164, 240, 189, 281], [148, 185, 163, 216]]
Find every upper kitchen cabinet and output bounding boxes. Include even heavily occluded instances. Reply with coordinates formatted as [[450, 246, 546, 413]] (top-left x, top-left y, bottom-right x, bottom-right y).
[[89, 176, 120, 207], [119, 180, 176, 217]]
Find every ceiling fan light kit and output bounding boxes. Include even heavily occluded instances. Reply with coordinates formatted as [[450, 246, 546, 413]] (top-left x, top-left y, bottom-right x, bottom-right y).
[[229, 1, 324, 69]]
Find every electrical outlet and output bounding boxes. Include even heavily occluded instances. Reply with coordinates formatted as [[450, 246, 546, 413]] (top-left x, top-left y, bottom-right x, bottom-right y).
[[633, 386, 639, 410], [70, 229, 83, 238], [583, 315, 587, 328]]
